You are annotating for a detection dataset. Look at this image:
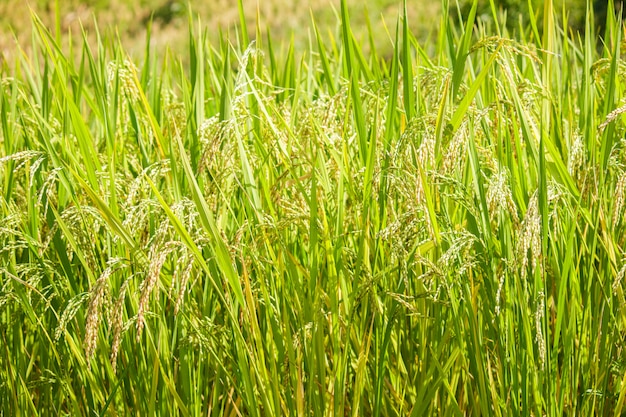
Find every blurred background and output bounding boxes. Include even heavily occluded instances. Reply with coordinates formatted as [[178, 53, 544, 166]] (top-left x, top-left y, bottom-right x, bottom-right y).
[[0, 0, 620, 62]]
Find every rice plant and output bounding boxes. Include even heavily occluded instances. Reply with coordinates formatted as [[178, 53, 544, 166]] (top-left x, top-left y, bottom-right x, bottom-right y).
[[1, 0, 626, 415]]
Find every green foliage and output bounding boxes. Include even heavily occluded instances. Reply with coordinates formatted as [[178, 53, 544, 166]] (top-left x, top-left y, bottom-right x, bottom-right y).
[[144, 1, 185, 25], [1, 0, 626, 415], [458, 0, 589, 34]]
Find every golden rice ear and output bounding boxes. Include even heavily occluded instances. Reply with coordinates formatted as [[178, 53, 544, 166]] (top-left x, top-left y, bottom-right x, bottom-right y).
[[486, 166, 519, 227], [613, 171, 626, 228], [84, 259, 125, 367], [136, 242, 179, 341], [516, 192, 542, 279], [110, 277, 131, 373], [174, 256, 194, 315]]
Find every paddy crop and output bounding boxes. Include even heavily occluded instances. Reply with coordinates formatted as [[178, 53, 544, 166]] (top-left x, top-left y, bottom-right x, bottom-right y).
[[1, 0, 626, 415]]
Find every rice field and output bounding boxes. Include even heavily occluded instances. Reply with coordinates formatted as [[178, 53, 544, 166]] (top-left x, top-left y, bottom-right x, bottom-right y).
[[1, 0, 626, 415]]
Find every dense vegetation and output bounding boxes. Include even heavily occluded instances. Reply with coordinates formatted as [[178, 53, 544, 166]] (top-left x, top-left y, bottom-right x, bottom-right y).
[[1, 0, 626, 415]]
